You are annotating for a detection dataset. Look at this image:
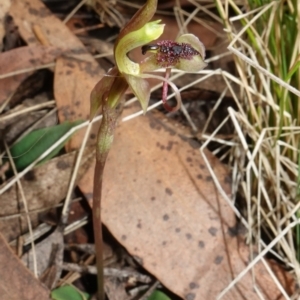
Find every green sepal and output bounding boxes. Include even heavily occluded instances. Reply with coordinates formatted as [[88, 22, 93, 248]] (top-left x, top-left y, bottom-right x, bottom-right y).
[[90, 67, 118, 121], [106, 75, 129, 109], [124, 74, 151, 113]]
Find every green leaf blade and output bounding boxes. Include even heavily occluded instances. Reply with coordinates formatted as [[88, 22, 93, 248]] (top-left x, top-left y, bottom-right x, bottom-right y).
[[51, 285, 90, 300], [10, 120, 82, 171], [147, 290, 171, 300]]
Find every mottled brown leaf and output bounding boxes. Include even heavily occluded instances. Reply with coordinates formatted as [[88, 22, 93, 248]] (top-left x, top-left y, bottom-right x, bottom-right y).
[[0, 45, 64, 104], [84, 106, 290, 300], [0, 148, 94, 242], [0, 231, 50, 300]]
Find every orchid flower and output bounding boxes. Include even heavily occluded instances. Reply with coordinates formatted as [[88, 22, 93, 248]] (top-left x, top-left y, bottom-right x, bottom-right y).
[[89, 0, 207, 299], [140, 35, 207, 111], [90, 0, 207, 118]]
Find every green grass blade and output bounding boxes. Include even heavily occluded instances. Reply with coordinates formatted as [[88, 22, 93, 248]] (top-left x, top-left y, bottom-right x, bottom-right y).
[[296, 149, 300, 262]]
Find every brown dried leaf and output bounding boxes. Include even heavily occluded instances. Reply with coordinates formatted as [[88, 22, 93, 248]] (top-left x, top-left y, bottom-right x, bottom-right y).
[[236, 241, 296, 298], [54, 56, 101, 151], [0, 231, 50, 300], [3, 14, 20, 51], [0, 45, 64, 104], [10, 1, 92, 57], [22, 229, 64, 290], [82, 106, 290, 300], [9, 1, 102, 251], [1, 93, 57, 143], [9, 0, 104, 149], [0, 0, 11, 51], [0, 147, 94, 242]]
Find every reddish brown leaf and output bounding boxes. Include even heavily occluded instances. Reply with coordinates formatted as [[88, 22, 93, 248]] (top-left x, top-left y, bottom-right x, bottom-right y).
[[9, 0, 104, 184], [54, 56, 102, 151], [0, 148, 94, 242], [0, 45, 64, 104], [10, 0, 93, 56], [0, 0, 11, 50], [82, 106, 291, 300], [22, 229, 64, 290], [0, 232, 50, 300]]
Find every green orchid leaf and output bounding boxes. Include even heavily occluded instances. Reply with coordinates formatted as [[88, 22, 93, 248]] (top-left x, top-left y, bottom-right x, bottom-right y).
[[125, 74, 151, 113], [115, 20, 164, 75], [90, 67, 119, 121], [147, 290, 171, 300], [10, 120, 82, 171], [51, 285, 90, 300]]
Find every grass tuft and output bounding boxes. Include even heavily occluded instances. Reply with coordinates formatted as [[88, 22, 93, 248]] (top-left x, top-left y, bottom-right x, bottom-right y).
[[211, 0, 300, 295]]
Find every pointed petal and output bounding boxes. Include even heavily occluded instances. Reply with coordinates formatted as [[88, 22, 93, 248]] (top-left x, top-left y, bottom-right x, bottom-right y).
[[124, 74, 150, 113], [90, 67, 118, 121]]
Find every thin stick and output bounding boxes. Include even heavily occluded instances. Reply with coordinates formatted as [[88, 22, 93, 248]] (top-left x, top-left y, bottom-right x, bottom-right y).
[[0, 101, 55, 123], [217, 220, 300, 299], [63, 0, 89, 24], [4, 141, 38, 277], [61, 121, 93, 225]]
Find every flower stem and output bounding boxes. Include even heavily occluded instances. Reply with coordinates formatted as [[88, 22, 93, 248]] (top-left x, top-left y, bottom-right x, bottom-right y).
[[93, 98, 125, 300], [93, 160, 105, 300], [162, 67, 179, 112]]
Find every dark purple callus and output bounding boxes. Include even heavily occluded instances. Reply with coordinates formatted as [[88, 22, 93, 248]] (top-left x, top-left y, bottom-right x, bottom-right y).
[[142, 40, 200, 68]]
